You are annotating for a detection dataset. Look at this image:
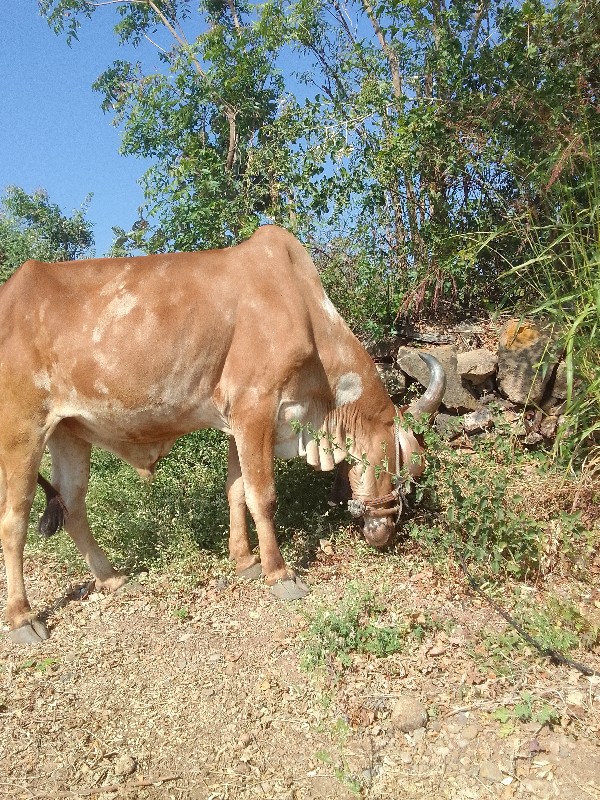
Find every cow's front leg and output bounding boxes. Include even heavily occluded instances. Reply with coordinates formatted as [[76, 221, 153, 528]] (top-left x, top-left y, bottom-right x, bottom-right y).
[[226, 437, 261, 580], [232, 414, 309, 600]]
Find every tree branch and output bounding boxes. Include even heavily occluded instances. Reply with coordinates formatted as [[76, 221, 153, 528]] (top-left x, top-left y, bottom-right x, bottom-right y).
[[361, 0, 402, 98], [143, 0, 238, 171]]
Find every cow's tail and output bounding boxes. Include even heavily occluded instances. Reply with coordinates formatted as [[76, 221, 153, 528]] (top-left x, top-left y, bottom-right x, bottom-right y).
[[36, 474, 68, 537]]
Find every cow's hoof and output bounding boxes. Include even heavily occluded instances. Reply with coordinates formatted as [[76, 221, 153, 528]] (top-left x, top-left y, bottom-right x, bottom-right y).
[[96, 573, 128, 593], [7, 618, 50, 644], [269, 576, 310, 601], [237, 562, 263, 581]]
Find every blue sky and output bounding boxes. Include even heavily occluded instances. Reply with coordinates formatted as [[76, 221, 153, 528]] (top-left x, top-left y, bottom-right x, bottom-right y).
[[0, 1, 154, 255]]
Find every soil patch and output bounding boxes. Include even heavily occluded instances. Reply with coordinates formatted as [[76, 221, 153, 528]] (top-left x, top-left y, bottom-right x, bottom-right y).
[[1, 544, 599, 799]]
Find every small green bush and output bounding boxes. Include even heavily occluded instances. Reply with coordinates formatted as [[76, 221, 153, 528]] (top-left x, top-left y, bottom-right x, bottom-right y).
[[301, 582, 430, 671], [409, 427, 547, 578]]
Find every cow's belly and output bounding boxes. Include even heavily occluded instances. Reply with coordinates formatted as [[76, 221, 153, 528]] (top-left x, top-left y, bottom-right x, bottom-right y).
[[55, 395, 230, 451]]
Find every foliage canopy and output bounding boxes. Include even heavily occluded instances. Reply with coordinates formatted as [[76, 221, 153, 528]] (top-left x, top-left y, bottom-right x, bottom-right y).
[[38, 0, 599, 323], [0, 186, 94, 281]]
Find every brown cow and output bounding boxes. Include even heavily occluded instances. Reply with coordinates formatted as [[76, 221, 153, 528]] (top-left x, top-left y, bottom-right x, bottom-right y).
[[0, 226, 444, 643]]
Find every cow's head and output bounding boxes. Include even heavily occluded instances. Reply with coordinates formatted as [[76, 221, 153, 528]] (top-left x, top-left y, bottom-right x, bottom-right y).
[[346, 352, 446, 548]]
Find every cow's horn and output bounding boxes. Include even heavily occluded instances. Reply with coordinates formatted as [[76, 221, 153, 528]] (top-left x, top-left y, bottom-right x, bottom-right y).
[[407, 352, 446, 417]]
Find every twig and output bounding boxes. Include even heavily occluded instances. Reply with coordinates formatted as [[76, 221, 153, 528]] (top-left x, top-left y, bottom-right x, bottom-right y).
[[0, 782, 35, 799], [29, 774, 180, 799]]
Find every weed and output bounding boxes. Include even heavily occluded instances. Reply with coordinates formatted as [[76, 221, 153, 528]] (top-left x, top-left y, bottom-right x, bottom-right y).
[[314, 718, 363, 797], [492, 692, 560, 728], [301, 582, 442, 672], [410, 428, 547, 578], [484, 140, 600, 466], [315, 748, 362, 797], [18, 657, 59, 673], [472, 592, 599, 677], [302, 583, 404, 671]]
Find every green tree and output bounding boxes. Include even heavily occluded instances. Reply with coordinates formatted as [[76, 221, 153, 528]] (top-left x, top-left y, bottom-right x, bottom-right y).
[[38, 0, 599, 322], [0, 186, 94, 282], [40, 0, 302, 252], [283, 0, 599, 314]]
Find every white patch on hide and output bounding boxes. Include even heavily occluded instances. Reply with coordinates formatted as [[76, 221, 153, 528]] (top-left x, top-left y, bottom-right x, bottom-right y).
[[321, 294, 338, 319], [33, 370, 50, 390], [94, 380, 109, 395], [92, 291, 138, 343], [335, 372, 363, 407]]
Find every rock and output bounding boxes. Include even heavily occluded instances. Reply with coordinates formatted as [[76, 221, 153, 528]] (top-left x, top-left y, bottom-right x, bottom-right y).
[[479, 761, 504, 783], [524, 430, 544, 446], [497, 319, 561, 406], [457, 348, 498, 386], [367, 336, 401, 362], [113, 754, 136, 777], [539, 415, 559, 439], [390, 695, 428, 733], [463, 408, 494, 434], [548, 360, 568, 401], [397, 345, 479, 412], [376, 363, 406, 396], [434, 413, 464, 440]]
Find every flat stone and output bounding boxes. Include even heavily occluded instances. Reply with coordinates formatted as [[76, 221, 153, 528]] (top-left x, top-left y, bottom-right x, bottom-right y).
[[457, 348, 498, 385], [397, 345, 479, 411], [520, 777, 554, 798], [463, 408, 494, 434], [479, 761, 504, 783]]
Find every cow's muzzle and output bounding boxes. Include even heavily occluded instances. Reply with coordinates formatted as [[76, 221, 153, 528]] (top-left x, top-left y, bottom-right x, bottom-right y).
[[363, 514, 397, 549], [348, 491, 402, 549]]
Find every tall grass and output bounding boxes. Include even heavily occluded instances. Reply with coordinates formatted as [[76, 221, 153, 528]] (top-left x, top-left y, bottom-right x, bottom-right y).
[[508, 176, 599, 466], [476, 148, 600, 469]]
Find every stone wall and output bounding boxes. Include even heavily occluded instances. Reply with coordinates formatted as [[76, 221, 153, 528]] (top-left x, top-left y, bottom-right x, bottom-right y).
[[371, 318, 567, 446]]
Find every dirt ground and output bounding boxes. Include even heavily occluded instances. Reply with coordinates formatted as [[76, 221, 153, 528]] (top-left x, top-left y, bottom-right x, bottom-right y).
[[1, 540, 599, 800]]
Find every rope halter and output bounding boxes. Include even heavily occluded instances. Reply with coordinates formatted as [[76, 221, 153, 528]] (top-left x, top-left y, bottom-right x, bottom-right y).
[[347, 411, 405, 522]]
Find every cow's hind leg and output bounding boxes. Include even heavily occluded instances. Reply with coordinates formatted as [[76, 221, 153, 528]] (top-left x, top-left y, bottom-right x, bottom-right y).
[[48, 427, 127, 593], [0, 455, 51, 643], [227, 438, 262, 580], [232, 406, 309, 600]]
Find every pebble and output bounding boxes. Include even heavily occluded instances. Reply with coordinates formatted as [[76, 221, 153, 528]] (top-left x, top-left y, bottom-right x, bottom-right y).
[[462, 724, 480, 740], [412, 727, 426, 744], [479, 761, 504, 783], [238, 732, 253, 749], [521, 777, 553, 798], [113, 754, 136, 777]]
